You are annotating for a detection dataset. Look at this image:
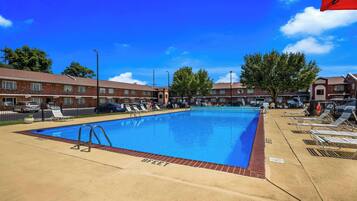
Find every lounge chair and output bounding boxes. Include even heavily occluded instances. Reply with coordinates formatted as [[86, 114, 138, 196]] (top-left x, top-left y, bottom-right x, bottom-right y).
[[51, 109, 73, 121], [283, 105, 309, 117], [312, 135, 357, 159], [132, 105, 141, 113], [154, 105, 161, 110], [310, 130, 357, 138], [290, 106, 333, 123], [296, 106, 355, 131], [140, 105, 148, 112]]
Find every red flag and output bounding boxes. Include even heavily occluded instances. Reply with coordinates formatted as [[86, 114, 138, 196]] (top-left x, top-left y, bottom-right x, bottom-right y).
[[321, 0, 357, 11]]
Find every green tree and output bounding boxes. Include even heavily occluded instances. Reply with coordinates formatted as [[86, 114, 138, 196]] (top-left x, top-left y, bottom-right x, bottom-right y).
[[171, 67, 213, 100], [2, 45, 52, 73], [240, 50, 319, 103], [171, 67, 197, 99], [62, 62, 95, 78], [195, 69, 213, 96]]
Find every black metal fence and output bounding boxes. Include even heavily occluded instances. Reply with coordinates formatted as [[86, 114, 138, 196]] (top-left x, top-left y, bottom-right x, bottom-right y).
[[0, 107, 97, 122]]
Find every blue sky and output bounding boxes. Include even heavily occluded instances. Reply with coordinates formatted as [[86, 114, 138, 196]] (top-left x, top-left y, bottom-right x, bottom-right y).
[[1, 0, 357, 86]]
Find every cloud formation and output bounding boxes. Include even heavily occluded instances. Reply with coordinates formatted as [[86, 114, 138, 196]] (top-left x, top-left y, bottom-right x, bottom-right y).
[[165, 46, 176, 55], [0, 15, 12, 28], [283, 37, 333, 54], [216, 72, 238, 83], [109, 72, 147, 85], [281, 7, 357, 36]]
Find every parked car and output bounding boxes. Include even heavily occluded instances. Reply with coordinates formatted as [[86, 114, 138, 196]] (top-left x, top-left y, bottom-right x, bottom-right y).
[[13, 101, 40, 113], [94, 103, 125, 113], [287, 97, 304, 108]]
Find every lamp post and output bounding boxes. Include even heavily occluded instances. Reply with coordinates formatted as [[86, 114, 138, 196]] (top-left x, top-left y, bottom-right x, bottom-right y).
[[93, 49, 99, 113], [166, 71, 170, 88], [230, 70, 233, 106]]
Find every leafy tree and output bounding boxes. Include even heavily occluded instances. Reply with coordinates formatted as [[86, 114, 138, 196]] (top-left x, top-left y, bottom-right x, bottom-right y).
[[171, 67, 197, 99], [171, 67, 213, 100], [195, 69, 213, 96], [62, 62, 95, 78], [2, 45, 52, 73], [240, 50, 319, 103]]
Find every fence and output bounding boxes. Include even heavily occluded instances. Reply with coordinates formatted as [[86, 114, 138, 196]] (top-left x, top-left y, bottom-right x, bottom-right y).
[[0, 106, 97, 123]]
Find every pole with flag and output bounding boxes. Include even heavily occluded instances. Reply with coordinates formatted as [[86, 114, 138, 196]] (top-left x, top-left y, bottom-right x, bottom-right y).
[[321, 0, 357, 11]]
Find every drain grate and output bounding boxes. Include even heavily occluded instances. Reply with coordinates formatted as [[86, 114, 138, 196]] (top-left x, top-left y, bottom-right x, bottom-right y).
[[306, 148, 319, 156], [265, 138, 272, 144], [307, 148, 357, 160]]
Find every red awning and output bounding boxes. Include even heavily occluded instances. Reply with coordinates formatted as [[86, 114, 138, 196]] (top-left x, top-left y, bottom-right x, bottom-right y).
[[321, 0, 357, 11]]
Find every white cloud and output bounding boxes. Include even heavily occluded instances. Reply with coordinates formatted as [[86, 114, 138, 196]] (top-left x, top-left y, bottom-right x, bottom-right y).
[[281, 7, 357, 36], [280, 0, 299, 5], [24, 18, 34, 25], [114, 43, 130, 48], [0, 15, 12, 28], [165, 46, 176, 55], [216, 72, 239, 83], [283, 37, 333, 54], [109, 72, 147, 85]]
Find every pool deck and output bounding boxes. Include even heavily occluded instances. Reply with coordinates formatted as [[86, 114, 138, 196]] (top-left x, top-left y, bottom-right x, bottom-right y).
[[0, 109, 356, 201]]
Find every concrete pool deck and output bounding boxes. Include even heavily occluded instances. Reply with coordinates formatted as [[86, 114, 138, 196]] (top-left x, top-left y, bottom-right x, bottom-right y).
[[0, 109, 356, 200]]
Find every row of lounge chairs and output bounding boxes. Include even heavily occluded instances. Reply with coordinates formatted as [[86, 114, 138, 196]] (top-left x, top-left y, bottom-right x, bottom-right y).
[[288, 106, 357, 159], [125, 104, 161, 114]]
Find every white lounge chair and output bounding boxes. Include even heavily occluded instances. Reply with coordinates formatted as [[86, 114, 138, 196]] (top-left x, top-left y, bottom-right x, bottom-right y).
[[290, 107, 333, 123], [154, 105, 161, 110], [311, 130, 357, 138], [140, 105, 148, 112], [51, 109, 73, 121], [296, 106, 355, 131], [312, 135, 357, 159], [132, 105, 141, 113]]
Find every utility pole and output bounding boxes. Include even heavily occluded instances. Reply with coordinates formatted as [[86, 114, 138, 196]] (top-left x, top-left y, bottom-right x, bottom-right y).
[[230, 70, 233, 106], [166, 71, 170, 88], [93, 49, 100, 113]]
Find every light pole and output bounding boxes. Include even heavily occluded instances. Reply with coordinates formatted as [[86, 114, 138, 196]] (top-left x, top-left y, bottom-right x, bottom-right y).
[[230, 70, 233, 106], [93, 49, 99, 113], [166, 71, 170, 88]]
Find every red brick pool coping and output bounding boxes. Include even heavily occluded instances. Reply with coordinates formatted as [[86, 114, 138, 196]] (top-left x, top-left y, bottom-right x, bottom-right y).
[[17, 113, 265, 179]]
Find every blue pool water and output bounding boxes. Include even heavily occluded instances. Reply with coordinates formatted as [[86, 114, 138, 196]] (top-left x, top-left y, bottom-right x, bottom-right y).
[[32, 107, 260, 168]]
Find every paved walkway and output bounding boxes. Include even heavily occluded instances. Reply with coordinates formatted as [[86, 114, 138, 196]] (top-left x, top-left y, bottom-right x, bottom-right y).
[[0, 109, 355, 200]]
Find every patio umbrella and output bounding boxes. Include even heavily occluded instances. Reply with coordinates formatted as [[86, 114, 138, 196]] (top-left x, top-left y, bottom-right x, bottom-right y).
[[321, 0, 357, 11]]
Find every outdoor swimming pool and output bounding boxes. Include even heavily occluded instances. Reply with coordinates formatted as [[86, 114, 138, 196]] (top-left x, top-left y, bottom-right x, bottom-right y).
[[31, 107, 260, 168]]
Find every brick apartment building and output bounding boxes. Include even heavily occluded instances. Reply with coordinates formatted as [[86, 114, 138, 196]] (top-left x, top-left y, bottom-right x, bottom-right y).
[[172, 82, 309, 106], [0, 68, 158, 110], [310, 74, 357, 101]]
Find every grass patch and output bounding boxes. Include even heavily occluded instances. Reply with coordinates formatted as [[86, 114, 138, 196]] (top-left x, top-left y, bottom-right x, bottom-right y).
[[0, 120, 24, 127]]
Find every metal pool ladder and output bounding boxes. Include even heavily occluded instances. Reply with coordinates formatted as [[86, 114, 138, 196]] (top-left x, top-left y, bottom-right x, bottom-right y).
[[74, 124, 112, 152]]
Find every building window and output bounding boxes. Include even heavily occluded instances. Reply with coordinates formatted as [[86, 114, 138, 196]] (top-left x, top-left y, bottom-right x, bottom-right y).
[[64, 85, 73, 92], [2, 80, 17, 90], [31, 83, 42, 92], [219, 98, 226, 103], [143, 91, 151, 96], [247, 89, 254, 94], [108, 88, 114, 94], [211, 90, 216, 95], [78, 86, 86, 93], [334, 85, 345, 92], [63, 98, 73, 105], [211, 98, 217, 102], [99, 98, 106, 104], [108, 98, 114, 103], [2, 97, 16, 106], [124, 90, 129, 95], [100, 88, 106, 94], [77, 98, 85, 105], [31, 97, 42, 104], [219, 90, 225, 95], [316, 89, 324, 95], [131, 90, 136, 95], [159, 94, 163, 99], [237, 89, 244, 94]]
